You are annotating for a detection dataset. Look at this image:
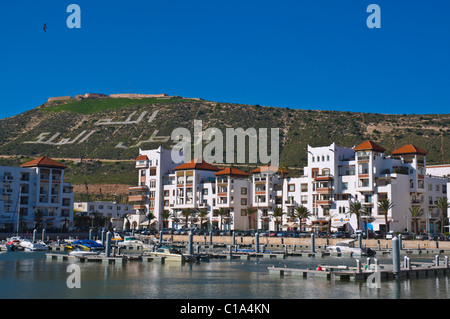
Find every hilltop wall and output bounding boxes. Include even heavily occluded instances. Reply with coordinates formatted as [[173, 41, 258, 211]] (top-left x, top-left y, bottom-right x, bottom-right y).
[[47, 93, 169, 103]]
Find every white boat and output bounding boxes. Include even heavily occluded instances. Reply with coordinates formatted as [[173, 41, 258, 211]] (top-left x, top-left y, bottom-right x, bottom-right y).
[[117, 236, 144, 248], [19, 239, 49, 251], [69, 248, 100, 257], [146, 245, 196, 262], [325, 239, 375, 256]]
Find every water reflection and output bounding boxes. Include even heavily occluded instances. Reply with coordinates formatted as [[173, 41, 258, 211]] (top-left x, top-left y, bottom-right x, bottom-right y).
[[1, 253, 450, 299]]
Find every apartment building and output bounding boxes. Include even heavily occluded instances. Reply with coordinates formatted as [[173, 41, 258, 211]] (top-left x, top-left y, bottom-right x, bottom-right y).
[[74, 201, 134, 229], [283, 141, 448, 233], [0, 156, 74, 231], [128, 146, 179, 228], [129, 142, 449, 233]]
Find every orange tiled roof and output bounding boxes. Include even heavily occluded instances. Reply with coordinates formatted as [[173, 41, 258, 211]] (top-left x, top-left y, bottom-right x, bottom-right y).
[[250, 164, 286, 174], [353, 140, 386, 152], [214, 167, 250, 177], [392, 144, 428, 156], [20, 156, 67, 169], [174, 159, 221, 171], [135, 155, 149, 161]]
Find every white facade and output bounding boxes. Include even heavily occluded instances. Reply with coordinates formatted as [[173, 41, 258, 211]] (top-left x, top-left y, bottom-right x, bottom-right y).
[[130, 143, 450, 233], [0, 157, 74, 231]]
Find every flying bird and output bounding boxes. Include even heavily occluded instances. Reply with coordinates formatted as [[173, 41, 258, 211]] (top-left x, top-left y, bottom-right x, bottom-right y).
[[43, 24, 47, 32]]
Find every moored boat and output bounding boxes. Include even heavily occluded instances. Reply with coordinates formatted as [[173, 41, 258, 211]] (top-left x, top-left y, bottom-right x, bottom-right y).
[[19, 239, 49, 252], [69, 247, 101, 257], [146, 245, 196, 262], [325, 239, 375, 256], [69, 239, 104, 251]]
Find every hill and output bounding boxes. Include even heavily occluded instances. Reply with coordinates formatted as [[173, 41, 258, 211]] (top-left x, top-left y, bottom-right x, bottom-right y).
[[0, 94, 449, 188]]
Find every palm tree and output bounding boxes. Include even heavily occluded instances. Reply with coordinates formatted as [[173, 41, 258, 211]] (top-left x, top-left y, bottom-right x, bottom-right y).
[[243, 206, 257, 230], [198, 209, 208, 230], [378, 198, 395, 232], [272, 207, 285, 231], [161, 210, 172, 229], [435, 197, 450, 234], [349, 201, 365, 231], [181, 208, 192, 228], [293, 205, 311, 232], [216, 207, 228, 230], [409, 205, 423, 235], [34, 208, 44, 230], [146, 211, 156, 230]]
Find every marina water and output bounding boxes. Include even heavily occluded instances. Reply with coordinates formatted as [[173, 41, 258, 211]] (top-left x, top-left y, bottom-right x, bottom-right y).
[[1, 252, 450, 299]]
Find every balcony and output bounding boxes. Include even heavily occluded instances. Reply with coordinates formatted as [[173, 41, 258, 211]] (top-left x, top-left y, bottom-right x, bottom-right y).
[[136, 160, 148, 168], [317, 200, 332, 206], [284, 199, 295, 206], [129, 185, 148, 192], [357, 155, 370, 161], [314, 175, 334, 182], [129, 195, 148, 202], [316, 187, 332, 194]]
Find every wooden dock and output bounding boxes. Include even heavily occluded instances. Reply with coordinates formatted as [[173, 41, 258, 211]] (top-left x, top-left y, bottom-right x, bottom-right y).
[[45, 253, 153, 264], [268, 260, 450, 282]]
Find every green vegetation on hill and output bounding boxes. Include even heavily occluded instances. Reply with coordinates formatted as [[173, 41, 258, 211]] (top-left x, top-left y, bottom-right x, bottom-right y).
[[0, 96, 449, 185], [43, 97, 182, 114]]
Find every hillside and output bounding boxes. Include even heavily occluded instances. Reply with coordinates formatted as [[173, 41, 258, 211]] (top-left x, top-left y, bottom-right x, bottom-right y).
[[0, 95, 449, 188]]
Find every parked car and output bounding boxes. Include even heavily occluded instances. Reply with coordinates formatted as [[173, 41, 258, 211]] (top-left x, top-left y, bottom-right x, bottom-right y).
[[373, 231, 384, 239], [415, 233, 428, 241], [317, 231, 329, 238], [385, 231, 395, 239], [429, 233, 446, 241], [298, 232, 311, 238], [331, 231, 350, 239], [400, 232, 414, 240], [286, 231, 299, 237], [161, 228, 174, 235]]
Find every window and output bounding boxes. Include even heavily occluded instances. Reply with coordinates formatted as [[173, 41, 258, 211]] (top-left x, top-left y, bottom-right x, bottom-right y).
[[312, 168, 319, 178], [149, 179, 157, 188], [301, 184, 308, 192], [436, 185, 440, 192], [164, 200, 169, 206], [203, 188, 208, 195], [241, 187, 247, 195], [164, 190, 169, 197], [241, 198, 247, 205], [140, 170, 145, 176], [288, 184, 295, 192]]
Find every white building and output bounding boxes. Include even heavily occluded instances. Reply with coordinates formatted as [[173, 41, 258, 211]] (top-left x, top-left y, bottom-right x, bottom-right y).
[[129, 142, 449, 233], [0, 156, 74, 231], [74, 201, 135, 229]]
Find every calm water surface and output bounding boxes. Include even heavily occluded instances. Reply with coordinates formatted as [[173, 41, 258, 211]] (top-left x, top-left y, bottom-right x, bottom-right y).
[[1, 252, 449, 299]]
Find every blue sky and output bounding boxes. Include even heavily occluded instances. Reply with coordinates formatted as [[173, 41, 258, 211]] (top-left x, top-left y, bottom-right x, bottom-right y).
[[0, 0, 449, 119]]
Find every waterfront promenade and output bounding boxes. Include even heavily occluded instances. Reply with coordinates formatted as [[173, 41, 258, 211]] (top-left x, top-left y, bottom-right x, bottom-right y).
[[161, 234, 450, 251]]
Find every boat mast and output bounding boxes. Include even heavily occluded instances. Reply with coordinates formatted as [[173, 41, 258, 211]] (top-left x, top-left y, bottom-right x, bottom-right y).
[[15, 187, 21, 237]]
